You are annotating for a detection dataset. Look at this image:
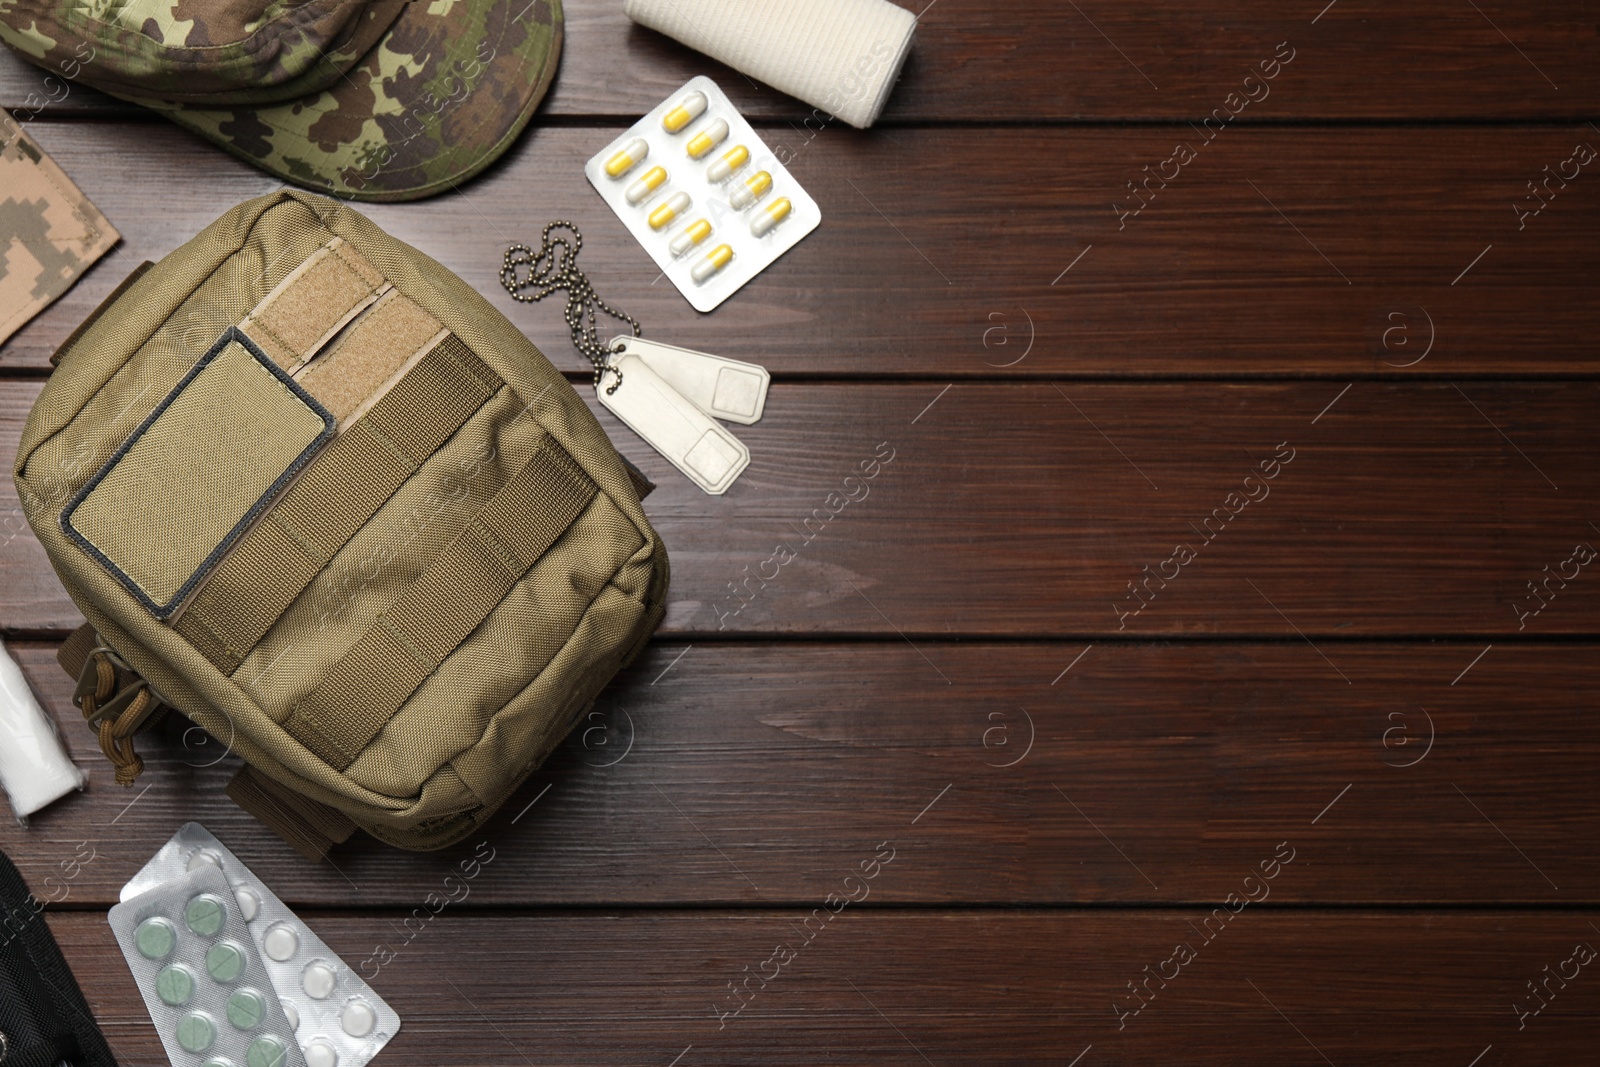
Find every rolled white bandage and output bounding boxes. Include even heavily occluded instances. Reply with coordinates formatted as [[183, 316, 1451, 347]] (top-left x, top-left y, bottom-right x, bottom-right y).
[[0, 640, 86, 822], [624, 0, 916, 129]]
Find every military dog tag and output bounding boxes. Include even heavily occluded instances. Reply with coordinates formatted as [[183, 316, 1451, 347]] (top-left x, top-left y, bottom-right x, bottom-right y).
[[610, 337, 769, 424], [598, 351, 750, 495]]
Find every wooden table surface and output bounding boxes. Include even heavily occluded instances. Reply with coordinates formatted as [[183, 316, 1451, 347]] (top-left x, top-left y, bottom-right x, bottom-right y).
[[3, 2, 1599, 1063]]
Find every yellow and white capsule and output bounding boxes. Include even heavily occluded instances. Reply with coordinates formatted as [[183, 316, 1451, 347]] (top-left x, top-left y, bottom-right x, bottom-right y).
[[691, 244, 734, 284], [686, 118, 729, 159], [728, 170, 773, 210], [648, 192, 691, 231], [662, 91, 707, 133], [603, 137, 648, 179], [669, 218, 713, 256], [706, 144, 750, 183], [750, 197, 792, 237], [624, 165, 668, 205]]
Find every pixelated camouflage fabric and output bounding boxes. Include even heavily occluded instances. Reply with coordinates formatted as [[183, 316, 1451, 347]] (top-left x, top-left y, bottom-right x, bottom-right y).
[[0, 0, 563, 201], [0, 110, 118, 346]]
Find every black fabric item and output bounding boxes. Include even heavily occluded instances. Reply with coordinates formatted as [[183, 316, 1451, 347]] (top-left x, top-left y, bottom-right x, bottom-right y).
[[0, 848, 116, 1067]]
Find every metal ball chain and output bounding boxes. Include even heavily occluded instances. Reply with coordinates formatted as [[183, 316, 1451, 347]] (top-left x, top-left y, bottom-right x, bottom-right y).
[[500, 220, 640, 394]]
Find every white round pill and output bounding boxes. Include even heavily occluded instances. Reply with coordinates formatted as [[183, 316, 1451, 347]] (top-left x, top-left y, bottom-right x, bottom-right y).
[[339, 1000, 376, 1038], [304, 1040, 338, 1067], [234, 887, 261, 922], [302, 962, 336, 999], [185, 850, 222, 873], [263, 924, 299, 962], [281, 1002, 299, 1032]]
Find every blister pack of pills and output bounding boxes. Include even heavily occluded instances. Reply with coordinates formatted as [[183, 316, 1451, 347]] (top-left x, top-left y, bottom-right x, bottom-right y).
[[109, 864, 304, 1067], [585, 75, 820, 312], [123, 824, 400, 1067]]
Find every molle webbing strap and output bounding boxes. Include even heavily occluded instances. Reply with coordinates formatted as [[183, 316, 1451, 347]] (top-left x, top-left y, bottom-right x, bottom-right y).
[[297, 290, 448, 424], [175, 335, 502, 673], [283, 436, 597, 770], [241, 238, 387, 371], [56, 622, 100, 679], [226, 764, 357, 862]]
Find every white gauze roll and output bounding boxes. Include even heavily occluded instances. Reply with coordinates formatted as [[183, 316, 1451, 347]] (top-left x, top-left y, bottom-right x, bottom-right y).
[[0, 639, 85, 821], [624, 0, 916, 129]]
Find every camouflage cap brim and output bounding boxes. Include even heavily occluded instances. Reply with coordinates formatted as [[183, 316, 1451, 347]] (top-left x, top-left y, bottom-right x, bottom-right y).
[[138, 0, 562, 202]]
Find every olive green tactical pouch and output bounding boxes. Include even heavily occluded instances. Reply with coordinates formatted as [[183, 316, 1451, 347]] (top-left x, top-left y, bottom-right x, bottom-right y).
[[13, 191, 669, 857]]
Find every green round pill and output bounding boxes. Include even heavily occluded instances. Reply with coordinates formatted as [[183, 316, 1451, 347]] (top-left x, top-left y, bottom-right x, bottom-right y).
[[156, 964, 195, 1006], [185, 893, 227, 937], [205, 939, 248, 983], [176, 1011, 216, 1053], [227, 988, 266, 1031], [135, 917, 177, 960], [246, 1035, 289, 1067]]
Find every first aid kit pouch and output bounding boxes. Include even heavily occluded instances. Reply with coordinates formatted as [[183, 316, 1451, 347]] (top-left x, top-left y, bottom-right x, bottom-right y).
[[13, 190, 670, 857], [124, 823, 400, 1067], [109, 864, 303, 1067], [0, 846, 118, 1067]]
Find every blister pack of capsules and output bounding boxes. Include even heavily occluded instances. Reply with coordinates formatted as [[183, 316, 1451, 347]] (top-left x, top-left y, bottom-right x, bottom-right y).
[[123, 824, 400, 1067], [109, 864, 304, 1067], [585, 75, 820, 312]]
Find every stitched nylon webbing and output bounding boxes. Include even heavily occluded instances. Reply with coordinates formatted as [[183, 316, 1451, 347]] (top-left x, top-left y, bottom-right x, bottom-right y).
[[56, 623, 99, 678], [240, 239, 386, 371], [298, 290, 445, 424], [283, 436, 596, 770], [175, 335, 501, 672], [226, 764, 357, 861]]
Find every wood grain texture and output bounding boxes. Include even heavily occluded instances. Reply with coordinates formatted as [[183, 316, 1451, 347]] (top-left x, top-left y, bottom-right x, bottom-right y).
[[43, 910, 1600, 1066], [1, 3, 1596, 1060], [5, 123, 1599, 376], [5, 640, 1598, 906], [6, 379, 1600, 635], [1, 0, 1595, 120]]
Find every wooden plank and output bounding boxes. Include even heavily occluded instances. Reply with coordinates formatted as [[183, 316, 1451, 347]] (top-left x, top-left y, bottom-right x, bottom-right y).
[[4, 123, 1598, 376], [6, 639, 1600, 907], [2, 0, 1596, 121], [7, 378, 1600, 635], [42, 909, 1600, 1064]]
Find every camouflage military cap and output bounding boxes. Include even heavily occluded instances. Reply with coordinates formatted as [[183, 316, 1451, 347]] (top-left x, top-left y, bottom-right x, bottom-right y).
[[0, 0, 562, 201]]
